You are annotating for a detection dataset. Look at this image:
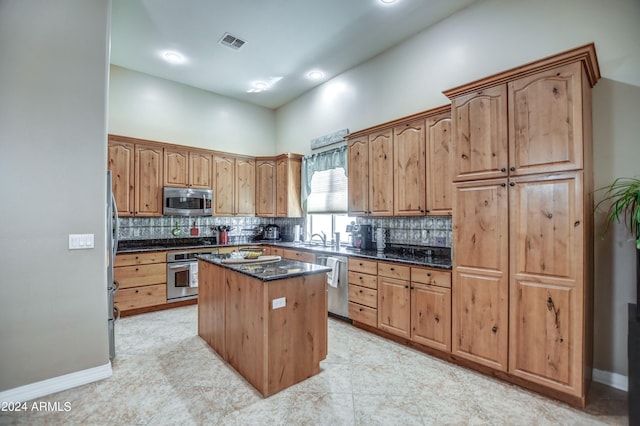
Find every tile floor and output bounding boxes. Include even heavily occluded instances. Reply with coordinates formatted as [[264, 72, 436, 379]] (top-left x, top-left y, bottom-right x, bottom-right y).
[[1, 305, 628, 425]]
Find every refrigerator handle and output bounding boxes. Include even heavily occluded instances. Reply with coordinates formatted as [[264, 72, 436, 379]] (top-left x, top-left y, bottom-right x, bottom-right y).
[[112, 193, 119, 259], [113, 280, 120, 294], [113, 305, 121, 322]]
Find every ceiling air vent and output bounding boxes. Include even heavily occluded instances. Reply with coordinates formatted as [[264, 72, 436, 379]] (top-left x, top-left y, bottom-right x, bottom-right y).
[[218, 32, 246, 50]]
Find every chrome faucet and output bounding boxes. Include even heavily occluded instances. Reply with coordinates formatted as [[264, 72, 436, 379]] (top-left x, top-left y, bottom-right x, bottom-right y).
[[310, 231, 327, 246]]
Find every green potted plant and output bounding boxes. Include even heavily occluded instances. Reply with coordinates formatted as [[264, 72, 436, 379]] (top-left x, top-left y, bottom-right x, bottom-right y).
[[596, 176, 640, 318]]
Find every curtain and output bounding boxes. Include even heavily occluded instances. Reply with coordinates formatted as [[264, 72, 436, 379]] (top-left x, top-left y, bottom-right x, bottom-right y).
[[301, 145, 347, 211]]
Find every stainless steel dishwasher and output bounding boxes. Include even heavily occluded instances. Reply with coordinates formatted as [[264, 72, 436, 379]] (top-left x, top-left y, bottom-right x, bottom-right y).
[[316, 255, 349, 320]]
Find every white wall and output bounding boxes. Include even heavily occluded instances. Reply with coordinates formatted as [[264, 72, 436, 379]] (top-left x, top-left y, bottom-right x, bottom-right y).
[[109, 66, 277, 155], [0, 0, 111, 393], [275, 0, 640, 381]]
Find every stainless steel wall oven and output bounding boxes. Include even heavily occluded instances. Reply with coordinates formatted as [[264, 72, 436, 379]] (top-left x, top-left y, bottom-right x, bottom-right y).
[[166, 249, 218, 302]]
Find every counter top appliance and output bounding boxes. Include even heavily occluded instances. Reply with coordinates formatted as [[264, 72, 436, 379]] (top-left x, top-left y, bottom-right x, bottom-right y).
[[263, 224, 280, 240], [163, 187, 213, 216]]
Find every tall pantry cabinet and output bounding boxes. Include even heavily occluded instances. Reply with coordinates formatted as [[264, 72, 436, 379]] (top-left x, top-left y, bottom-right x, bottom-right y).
[[445, 44, 599, 407]]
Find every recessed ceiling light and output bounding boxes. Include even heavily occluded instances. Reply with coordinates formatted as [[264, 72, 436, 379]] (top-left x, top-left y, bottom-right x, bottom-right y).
[[379, 0, 398, 4], [254, 81, 267, 90], [163, 51, 184, 64], [308, 71, 325, 80]]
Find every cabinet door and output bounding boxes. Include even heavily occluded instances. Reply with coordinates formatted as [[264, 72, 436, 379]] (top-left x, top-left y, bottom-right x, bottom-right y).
[[508, 62, 584, 176], [411, 283, 451, 352], [108, 141, 134, 216], [256, 160, 276, 217], [189, 152, 212, 189], [426, 112, 453, 215], [368, 129, 394, 216], [394, 119, 426, 216], [134, 144, 163, 216], [347, 138, 369, 215], [214, 155, 235, 216], [235, 158, 255, 216], [452, 85, 508, 182], [378, 276, 410, 338], [509, 172, 584, 394], [197, 261, 226, 356], [452, 179, 508, 371], [164, 149, 189, 187]]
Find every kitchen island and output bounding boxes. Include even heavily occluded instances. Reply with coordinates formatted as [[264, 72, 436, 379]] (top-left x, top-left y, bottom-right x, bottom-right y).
[[197, 254, 331, 397]]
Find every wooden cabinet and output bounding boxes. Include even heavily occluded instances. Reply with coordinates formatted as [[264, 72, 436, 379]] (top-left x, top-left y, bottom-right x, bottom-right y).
[[114, 251, 167, 312], [393, 119, 426, 216], [108, 141, 134, 216], [426, 112, 453, 215], [411, 282, 451, 352], [198, 260, 226, 356], [508, 62, 585, 176], [451, 85, 508, 182], [164, 149, 212, 189], [348, 258, 378, 327], [214, 155, 255, 216], [377, 263, 411, 338], [256, 159, 276, 217], [108, 138, 163, 217], [134, 144, 163, 217], [282, 249, 315, 263], [347, 130, 393, 216], [445, 45, 599, 406], [508, 172, 584, 394], [276, 154, 303, 217], [452, 179, 509, 371]]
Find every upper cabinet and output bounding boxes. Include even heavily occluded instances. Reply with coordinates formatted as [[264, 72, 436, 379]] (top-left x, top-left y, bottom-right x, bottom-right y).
[[348, 105, 453, 217], [393, 119, 426, 216], [508, 62, 585, 176], [426, 112, 453, 215], [451, 85, 508, 182], [108, 137, 163, 217], [164, 148, 212, 189], [347, 130, 394, 217], [276, 154, 303, 218], [255, 159, 276, 217], [214, 155, 255, 216]]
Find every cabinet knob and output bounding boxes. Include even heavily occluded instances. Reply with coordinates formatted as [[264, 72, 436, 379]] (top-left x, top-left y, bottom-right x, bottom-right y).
[[500, 168, 506, 172], [404, 285, 409, 289], [435, 316, 440, 323], [427, 273, 431, 276], [390, 267, 395, 271], [359, 289, 363, 293], [500, 183, 506, 187], [510, 166, 516, 172], [509, 182, 515, 187], [492, 326, 498, 333]]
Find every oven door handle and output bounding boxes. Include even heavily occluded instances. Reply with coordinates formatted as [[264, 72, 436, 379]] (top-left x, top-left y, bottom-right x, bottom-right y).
[[168, 263, 192, 270]]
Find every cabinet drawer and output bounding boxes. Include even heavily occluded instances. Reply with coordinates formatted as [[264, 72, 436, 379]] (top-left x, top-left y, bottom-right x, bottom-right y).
[[348, 258, 377, 275], [115, 284, 166, 310], [349, 302, 377, 327], [114, 263, 166, 289], [411, 267, 452, 288], [349, 285, 377, 308], [271, 247, 284, 257], [114, 251, 166, 267], [348, 271, 377, 290], [283, 249, 316, 263], [217, 247, 237, 254], [378, 262, 410, 280]]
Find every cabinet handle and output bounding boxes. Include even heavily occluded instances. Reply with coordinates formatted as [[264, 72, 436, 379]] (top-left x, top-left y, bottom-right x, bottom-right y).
[[359, 308, 363, 312], [427, 273, 431, 276], [135, 268, 139, 271], [500, 168, 506, 172], [390, 267, 395, 271], [359, 290, 363, 293], [510, 166, 516, 171], [435, 316, 440, 323], [574, 221, 581, 227], [404, 285, 409, 289], [410, 286, 414, 290], [509, 182, 515, 187], [500, 183, 506, 187], [492, 326, 498, 333]]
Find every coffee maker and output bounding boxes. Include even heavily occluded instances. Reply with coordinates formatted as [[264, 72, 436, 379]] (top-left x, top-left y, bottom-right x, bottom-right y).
[[352, 224, 373, 250]]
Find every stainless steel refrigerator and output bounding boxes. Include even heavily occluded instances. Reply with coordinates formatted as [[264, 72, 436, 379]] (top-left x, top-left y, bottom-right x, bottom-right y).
[[107, 171, 120, 361]]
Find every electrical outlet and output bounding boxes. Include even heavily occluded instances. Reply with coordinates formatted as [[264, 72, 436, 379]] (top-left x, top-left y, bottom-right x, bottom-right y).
[[435, 236, 446, 247], [272, 297, 286, 309]]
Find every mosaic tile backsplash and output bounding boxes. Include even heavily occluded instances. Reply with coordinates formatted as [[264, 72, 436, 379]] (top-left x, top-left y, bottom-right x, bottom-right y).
[[119, 215, 452, 248], [356, 216, 452, 248]]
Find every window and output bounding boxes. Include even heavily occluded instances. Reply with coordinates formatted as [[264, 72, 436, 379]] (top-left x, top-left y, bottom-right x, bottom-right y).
[[305, 166, 354, 244]]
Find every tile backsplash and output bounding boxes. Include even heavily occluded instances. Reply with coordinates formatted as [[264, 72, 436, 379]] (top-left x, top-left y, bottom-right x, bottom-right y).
[[356, 216, 452, 248], [118, 216, 304, 243]]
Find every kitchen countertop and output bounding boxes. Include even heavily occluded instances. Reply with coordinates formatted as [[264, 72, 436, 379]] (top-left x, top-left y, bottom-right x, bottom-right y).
[[118, 238, 452, 270], [198, 253, 331, 281]]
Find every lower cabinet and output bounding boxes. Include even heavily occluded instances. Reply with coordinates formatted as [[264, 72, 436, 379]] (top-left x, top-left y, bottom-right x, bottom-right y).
[[348, 258, 378, 327], [282, 249, 315, 263], [411, 283, 451, 352], [377, 263, 411, 339], [114, 252, 167, 311]]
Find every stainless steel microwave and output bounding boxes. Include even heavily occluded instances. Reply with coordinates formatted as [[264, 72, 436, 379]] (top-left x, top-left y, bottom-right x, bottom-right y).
[[163, 187, 213, 216]]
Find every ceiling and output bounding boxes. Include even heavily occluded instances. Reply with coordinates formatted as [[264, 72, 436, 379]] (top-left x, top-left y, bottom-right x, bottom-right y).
[[110, 0, 479, 109]]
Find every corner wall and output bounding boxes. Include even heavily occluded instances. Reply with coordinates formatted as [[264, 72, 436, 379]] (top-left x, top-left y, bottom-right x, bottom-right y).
[[0, 0, 111, 393]]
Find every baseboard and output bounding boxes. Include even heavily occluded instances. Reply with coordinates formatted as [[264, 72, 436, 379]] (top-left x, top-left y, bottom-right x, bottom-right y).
[[592, 368, 628, 392], [0, 363, 112, 404]]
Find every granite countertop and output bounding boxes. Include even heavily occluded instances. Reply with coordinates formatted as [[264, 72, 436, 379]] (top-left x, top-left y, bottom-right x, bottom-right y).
[[198, 254, 332, 282], [117, 238, 452, 270]]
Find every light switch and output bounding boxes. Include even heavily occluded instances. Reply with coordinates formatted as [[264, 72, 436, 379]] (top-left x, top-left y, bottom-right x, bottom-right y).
[[69, 234, 95, 250]]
